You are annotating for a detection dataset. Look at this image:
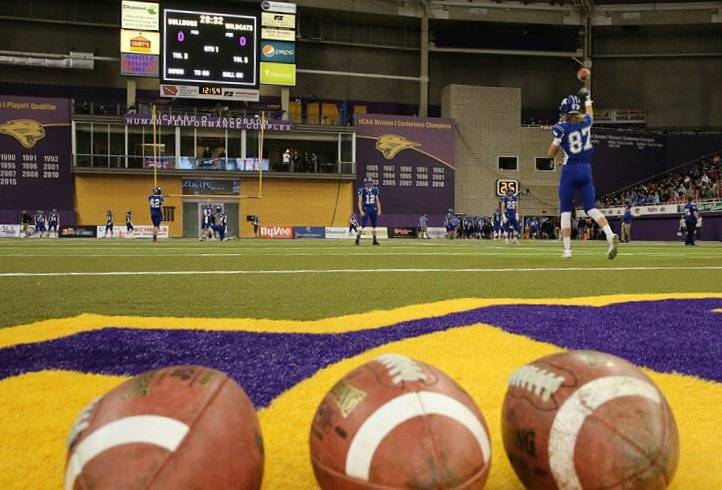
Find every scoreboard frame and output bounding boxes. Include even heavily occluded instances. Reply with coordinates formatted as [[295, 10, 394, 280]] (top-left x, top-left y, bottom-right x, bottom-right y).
[[161, 7, 260, 89]]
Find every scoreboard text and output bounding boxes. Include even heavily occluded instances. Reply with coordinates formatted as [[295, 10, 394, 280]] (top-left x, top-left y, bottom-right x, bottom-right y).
[[162, 8, 258, 87]]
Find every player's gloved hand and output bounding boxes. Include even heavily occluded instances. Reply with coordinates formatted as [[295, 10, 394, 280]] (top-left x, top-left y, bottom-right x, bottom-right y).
[[577, 87, 593, 107]]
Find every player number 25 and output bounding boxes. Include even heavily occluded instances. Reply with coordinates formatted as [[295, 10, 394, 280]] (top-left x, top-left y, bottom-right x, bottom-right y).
[[567, 127, 593, 154]]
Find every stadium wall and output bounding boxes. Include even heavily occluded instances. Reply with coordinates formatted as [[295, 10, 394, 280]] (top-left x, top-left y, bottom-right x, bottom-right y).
[[442, 84, 559, 217], [73, 175, 353, 238]]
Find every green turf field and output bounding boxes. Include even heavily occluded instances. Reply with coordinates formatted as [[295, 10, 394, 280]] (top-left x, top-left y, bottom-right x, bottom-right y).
[[1, 238, 721, 328]]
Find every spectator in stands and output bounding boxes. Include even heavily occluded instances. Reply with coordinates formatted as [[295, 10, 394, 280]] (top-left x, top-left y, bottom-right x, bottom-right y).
[[282, 149, 291, 169], [292, 150, 300, 171]]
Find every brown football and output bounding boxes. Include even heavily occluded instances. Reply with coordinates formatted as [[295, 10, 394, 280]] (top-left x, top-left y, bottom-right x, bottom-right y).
[[64, 365, 264, 490], [501, 350, 679, 490], [577, 67, 591, 82], [310, 353, 492, 489]]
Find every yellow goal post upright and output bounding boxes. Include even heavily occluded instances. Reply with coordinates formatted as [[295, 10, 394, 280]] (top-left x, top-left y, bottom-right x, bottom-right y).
[[154, 107, 266, 234]]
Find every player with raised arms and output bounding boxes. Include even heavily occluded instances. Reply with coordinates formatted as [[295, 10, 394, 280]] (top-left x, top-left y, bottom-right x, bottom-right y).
[[548, 70, 618, 259], [501, 189, 520, 244], [149, 186, 164, 242], [356, 177, 382, 246]]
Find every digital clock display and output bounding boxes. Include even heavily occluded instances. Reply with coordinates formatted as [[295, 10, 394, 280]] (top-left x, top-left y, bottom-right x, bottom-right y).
[[496, 179, 519, 196], [162, 8, 258, 87], [199, 85, 222, 95]]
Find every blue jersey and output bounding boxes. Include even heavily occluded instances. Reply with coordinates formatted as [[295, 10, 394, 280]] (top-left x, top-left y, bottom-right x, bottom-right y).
[[358, 186, 379, 212], [106, 213, 113, 224], [552, 114, 594, 165], [684, 203, 698, 223], [418, 215, 428, 227], [623, 209, 632, 224], [502, 195, 518, 215], [149, 195, 164, 210], [125, 212, 133, 225], [48, 213, 58, 225], [492, 212, 501, 225]]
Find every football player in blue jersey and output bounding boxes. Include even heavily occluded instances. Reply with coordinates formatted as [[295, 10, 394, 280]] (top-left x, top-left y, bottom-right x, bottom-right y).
[[213, 206, 227, 241], [501, 190, 520, 244], [34, 211, 47, 238], [125, 210, 134, 236], [492, 208, 502, 240], [683, 197, 700, 246], [548, 82, 618, 259], [48, 209, 59, 238], [200, 205, 213, 241], [104, 210, 114, 238], [148, 186, 164, 242], [356, 177, 382, 245], [349, 213, 360, 235]]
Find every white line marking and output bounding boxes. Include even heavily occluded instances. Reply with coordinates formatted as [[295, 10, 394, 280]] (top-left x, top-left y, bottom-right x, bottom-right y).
[[64, 415, 189, 490], [2, 265, 722, 278], [548, 376, 661, 490], [345, 391, 490, 481]]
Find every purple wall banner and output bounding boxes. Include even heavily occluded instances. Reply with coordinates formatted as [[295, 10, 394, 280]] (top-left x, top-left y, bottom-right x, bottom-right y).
[[355, 114, 455, 227], [125, 113, 293, 131], [121, 53, 159, 77], [0, 96, 73, 224]]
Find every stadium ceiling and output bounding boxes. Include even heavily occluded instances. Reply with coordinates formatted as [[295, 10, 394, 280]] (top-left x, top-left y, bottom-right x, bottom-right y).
[[294, 1, 722, 26]]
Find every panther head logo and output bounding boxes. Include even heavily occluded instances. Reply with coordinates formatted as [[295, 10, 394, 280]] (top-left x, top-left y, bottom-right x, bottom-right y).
[[0, 119, 46, 148], [375, 134, 421, 160]]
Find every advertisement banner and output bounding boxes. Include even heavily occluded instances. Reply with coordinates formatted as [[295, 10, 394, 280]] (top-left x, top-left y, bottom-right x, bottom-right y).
[[122, 1, 159, 31], [60, 226, 97, 238], [159, 84, 260, 102], [0, 96, 74, 225], [120, 30, 160, 55], [121, 53, 159, 77], [388, 226, 418, 238], [260, 62, 296, 86], [324, 227, 388, 239], [355, 114, 455, 228], [97, 225, 169, 239], [0, 224, 20, 238], [293, 226, 325, 238], [261, 27, 295, 41], [260, 225, 293, 239], [261, 41, 295, 64], [427, 227, 447, 238], [182, 179, 240, 195], [579, 203, 687, 218], [261, 1, 297, 14], [261, 12, 296, 29]]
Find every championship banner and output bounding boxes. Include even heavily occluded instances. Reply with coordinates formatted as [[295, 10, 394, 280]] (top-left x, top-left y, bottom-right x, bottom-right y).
[[0, 96, 74, 225], [97, 225, 169, 239], [355, 114, 455, 228]]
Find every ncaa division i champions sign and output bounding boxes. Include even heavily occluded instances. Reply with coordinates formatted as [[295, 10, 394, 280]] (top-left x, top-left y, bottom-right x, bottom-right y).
[[355, 114, 455, 227]]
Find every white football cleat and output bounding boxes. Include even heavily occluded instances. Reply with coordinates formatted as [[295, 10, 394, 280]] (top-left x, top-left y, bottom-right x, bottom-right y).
[[561, 250, 572, 259], [607, 234, 619, 260]]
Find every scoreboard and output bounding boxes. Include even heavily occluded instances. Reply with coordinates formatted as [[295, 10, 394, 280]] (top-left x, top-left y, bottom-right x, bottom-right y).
[[161, 8, 259, 97]]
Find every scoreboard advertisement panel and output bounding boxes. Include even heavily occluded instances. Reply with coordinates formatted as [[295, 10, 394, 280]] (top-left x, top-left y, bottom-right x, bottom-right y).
[[161, 8, 259, 88]]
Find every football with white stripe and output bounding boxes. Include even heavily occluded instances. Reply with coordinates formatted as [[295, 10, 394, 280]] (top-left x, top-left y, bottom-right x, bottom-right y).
[[310, 354, 491, 489], [65, 365, 264, 490], [502, 350, 679, 490]]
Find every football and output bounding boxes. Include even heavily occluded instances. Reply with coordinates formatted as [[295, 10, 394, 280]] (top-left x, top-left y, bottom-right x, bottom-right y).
[[310, 354, 492, 489], [577, 67, 591, 81], [64, 366, 264, 490], [501, 350, 679, 489]]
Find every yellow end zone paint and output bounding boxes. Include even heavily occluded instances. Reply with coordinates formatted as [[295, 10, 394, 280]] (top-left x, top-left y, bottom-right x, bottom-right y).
[[1, 292, 722, 348]]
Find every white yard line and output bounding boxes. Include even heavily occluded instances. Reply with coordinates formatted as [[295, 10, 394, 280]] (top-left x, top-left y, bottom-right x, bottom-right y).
[[1, 265, 722, 278]]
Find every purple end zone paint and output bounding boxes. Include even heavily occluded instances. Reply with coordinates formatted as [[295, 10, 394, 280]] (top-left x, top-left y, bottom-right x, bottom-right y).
[[0, 299, 719, 407]]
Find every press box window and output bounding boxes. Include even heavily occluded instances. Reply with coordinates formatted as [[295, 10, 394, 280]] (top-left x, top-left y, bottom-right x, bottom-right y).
[[536, 157, 555, 171], [498, 156, 518, 171]]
